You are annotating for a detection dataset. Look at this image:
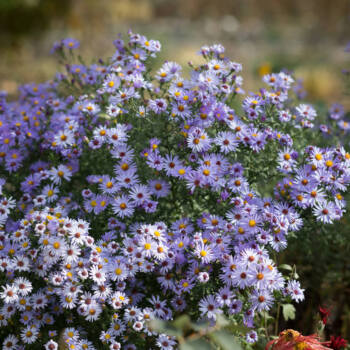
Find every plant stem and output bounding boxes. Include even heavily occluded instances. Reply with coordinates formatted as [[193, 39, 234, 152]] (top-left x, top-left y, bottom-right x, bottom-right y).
[[275, 303, 281, 336]]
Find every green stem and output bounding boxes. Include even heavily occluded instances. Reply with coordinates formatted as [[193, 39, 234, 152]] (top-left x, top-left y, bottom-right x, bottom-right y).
[[275, 303, 281, 336]]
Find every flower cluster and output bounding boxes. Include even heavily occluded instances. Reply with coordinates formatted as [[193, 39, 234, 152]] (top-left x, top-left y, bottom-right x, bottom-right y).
[[0, 31, 350, 349]]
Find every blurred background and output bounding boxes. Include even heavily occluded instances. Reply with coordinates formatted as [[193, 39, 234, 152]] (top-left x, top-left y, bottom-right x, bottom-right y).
[[1, 0, 350, 340], [1, 0, 350, 105]]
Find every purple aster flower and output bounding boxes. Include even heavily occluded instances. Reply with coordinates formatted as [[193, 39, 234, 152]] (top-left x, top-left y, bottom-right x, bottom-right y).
[[246, 330, 258, 343], [62, 38, 80, 50], [129, 184, 151, 206], [148, 99, 167, 114], [112, 195, 135, 218], [199, 295, 222, 320], [148, 179, 170, 198]]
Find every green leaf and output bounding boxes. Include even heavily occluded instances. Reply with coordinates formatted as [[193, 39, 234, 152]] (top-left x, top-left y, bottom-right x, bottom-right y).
[[180, 338, 214, 350], [279, 264, 293, 271], [215, 314, 230, 328], [191, 319, 211, 331], [210, 330, 242, 350], [282, 304, 296, 321], [173, 315, 192, 331], [147, 319, 182, 337]]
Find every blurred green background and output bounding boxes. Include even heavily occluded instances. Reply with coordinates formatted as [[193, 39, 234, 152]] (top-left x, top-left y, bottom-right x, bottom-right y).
[[1, 0, 350, 340], [1, 0, 350, 106]]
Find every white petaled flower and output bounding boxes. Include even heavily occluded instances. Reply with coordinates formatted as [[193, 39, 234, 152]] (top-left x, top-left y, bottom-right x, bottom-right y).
[[21, 325, 39, 344], [0, 284, 18, 304], [14, 277, 32, 296], [2, 334, 19, 350]]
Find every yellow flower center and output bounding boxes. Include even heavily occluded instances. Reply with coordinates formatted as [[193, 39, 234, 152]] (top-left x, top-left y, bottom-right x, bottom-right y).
[[257, 273, 264, 280], [249, 219, 256, 227], [203, 169, 210, 176]]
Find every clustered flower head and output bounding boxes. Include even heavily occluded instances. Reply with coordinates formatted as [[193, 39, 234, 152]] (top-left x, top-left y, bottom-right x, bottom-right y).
[[1, 30, 350, 349]]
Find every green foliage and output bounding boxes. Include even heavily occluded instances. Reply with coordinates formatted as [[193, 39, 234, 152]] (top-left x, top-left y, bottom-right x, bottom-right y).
[[149, 314, 248, 350], [282, 304, 296, 322]]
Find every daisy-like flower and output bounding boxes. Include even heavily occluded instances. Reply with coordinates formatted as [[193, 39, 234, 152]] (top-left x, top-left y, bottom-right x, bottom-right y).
[[102, 74, 120, 93], [83, 101, 101, 115], [214, 131, 238, 154], [100, 330, 114, 343], [109, 260, 128, 282], [44, 340, 58, 350], [230, 266, 252, 289], [110, 341, 122, 350], [149, 99, 168, 114], [129, 184, 152, 205], [187, 128, 211, 153], [107, 125, 128, 146], [21, 325, 39, 344], [249, 289, 274, 311], [112, 195, 135, 218], [148, 179, 170, 198], [194, 241, 214, 263], [199, 294, 222, 320], [32, 291, 48, 310], [156, 334, 177, 350], [284, 280, 305, 302], [42, 184, 59, 203], [49, 164, 72, 185], [296, 103, 317, 121], [84, 303, 103, 321], [313, 200, 336, 224], [90, 265, 107, 286], [246, 330, 258, 344], [197, 271, 210, 283], [62, 38, 80, 49], [229, 299, 243, 314], [0, 284, 18, 304], [2, 334, 19, 350], [54, 129, 75, 147]]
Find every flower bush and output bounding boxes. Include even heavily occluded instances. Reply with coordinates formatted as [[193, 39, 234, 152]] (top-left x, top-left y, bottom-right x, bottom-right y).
[[1, 31, 350, 349]]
